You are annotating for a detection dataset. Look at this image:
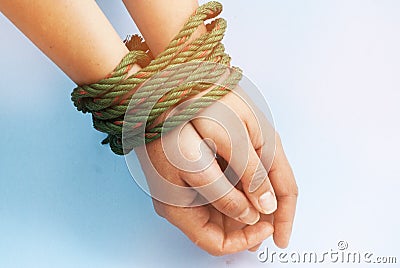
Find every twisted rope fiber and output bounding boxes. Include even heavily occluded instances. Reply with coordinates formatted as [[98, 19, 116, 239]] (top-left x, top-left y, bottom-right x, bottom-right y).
[[71, 1, 242, 155]]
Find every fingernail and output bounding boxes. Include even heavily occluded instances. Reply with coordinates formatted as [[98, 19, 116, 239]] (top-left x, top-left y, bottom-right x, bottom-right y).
[[239, 207, 260, 225], [259, 191, 277, 214]]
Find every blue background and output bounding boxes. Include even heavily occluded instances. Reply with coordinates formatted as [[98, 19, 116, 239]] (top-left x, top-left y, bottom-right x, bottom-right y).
[[1, 1, 399, 267]]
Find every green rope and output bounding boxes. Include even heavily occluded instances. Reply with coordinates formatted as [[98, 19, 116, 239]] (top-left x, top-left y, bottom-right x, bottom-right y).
[[71, 1, 242, 155]]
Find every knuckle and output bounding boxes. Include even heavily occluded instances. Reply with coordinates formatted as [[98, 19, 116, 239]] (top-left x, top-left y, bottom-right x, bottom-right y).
[[292, 182, 299, 197], [219, 197, 242, 217], [231, 128, 249, 145], [251, 166, 268, 184], [279, 181, 299, 199], [180, 146, 202, 162], [286, 177, 299, 197], [244, 161, 259, 178], [244, 162, 268, 191]]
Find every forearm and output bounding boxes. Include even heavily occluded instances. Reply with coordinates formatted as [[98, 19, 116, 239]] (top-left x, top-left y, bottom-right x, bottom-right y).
[[123, 0, 206, 56], [0, 0, 130, 85]]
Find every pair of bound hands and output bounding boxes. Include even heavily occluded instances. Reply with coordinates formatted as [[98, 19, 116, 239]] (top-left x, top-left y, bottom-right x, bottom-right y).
[[133, 81, 298, 256]]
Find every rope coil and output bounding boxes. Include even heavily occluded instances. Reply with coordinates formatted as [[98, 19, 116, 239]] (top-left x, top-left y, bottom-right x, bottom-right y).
[[71, 1, 242, 155]]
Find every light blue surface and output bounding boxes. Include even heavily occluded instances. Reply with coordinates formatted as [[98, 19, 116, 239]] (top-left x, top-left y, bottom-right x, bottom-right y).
[[1, 1, 399, 267]]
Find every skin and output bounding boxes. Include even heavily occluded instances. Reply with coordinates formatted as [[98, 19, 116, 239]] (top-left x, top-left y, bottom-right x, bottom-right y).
[[0, 0, 132, 85], [0, 0, 298, 255], [123, 0, 298, 251]]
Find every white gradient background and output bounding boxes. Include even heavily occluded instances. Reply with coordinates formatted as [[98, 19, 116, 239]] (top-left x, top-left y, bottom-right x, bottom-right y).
[[0, 1, 399, 267]]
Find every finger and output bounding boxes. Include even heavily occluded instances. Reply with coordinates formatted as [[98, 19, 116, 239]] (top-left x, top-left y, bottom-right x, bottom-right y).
[[177, 123, 260, 225], [248, 213, 274, 252], [162, 203, 274, 256], [196, 87, 297, 248], [225, 91, 297, 248], [265, 135, 298, 248], [192, 117, 278, 215], [248, 243, 262, 252], [240, 146, 277, 214], [223, 191, 267, 253], [220, 222, 273, 255], [224, 217, 262, 253], [181, 157, 260, 225], [223, 214, 246, 232], [232, 90, 297, 248]]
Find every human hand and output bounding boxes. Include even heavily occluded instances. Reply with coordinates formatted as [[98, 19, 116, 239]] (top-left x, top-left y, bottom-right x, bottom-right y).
[[191, 87, 298, 249], [151, 197, 274, 256], [134, 121, 274, 255], [133, 84, 297, 253]]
